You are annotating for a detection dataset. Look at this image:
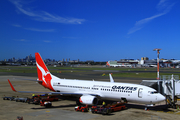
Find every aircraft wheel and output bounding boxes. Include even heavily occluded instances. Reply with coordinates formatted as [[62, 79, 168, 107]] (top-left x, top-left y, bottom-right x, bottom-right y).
[[91, 108, 95, 113], [102, 109, 108, 115]]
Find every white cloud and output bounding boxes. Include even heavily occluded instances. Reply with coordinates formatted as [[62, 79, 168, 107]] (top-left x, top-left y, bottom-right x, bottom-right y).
[[43, 40, 51, 43], [157, 0, 168, 11], [9, 0, 85, 24], [128, 0, 175, 34], [25, 28, 55, 32], [15, 39, 28, 42], [128, 13, 166, 34], [11, 24, 55, 32], [62, 37, 79, 39], [12, 24, 21, 27], [14, 39, 52, 43]]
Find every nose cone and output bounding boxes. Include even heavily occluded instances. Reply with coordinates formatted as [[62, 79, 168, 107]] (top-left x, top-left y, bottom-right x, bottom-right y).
[[158, 94, 165, 102]]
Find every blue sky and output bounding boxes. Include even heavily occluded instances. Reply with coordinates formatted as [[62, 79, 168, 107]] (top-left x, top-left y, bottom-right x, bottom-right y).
[[0, 0, 180, 61]]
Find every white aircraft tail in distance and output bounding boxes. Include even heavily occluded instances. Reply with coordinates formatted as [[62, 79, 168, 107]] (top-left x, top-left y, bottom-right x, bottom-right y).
[[8, 53, 165, 107]]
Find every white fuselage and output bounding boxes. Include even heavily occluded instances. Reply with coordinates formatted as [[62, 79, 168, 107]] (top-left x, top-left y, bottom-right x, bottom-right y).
[[51, 75, 165, 105]]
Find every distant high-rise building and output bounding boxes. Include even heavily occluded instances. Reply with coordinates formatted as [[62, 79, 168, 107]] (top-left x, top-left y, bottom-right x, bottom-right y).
[[141, 57, 149, 60]]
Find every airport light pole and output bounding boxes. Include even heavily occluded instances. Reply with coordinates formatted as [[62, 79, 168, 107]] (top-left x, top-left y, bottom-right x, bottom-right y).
[[153, 48, 161, 80]]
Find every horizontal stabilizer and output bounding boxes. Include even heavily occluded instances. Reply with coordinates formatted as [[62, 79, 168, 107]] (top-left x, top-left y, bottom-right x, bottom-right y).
[[8, 79, 17, 92], [8, 79, 51, 93]]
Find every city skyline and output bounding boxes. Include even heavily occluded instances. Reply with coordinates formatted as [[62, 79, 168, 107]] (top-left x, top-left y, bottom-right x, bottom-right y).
[[1, 53, 180, 62], [0, 0, 180, 61]]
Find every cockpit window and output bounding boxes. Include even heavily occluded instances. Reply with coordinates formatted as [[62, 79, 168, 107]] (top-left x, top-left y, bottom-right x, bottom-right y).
[[149, 91, 158, 94]]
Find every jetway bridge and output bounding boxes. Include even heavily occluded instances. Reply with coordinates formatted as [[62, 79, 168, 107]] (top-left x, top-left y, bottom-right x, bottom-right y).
[[140, 75, 180, 109]]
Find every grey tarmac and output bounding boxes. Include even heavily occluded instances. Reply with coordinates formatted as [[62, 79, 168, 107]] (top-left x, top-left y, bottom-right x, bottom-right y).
[[0, 75, 180, 120]]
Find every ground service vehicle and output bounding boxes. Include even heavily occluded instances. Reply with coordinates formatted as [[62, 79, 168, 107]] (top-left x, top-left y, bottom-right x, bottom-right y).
[[40, 100, 52, 108], [27, 97, 41, 104], [16, 116, 23, 120], [91, 105, 111, 115], [45, 96, 59, 101], [27, 95, 58, 104], [32, 98, 41, 104], [15, 97, 29, 102], [110, 103, 126, 112], [75, 105, 89, 112], [3, 96, 15, 101]]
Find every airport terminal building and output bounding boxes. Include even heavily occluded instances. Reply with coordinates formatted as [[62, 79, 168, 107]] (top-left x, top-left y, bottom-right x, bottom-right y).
[[107, 57, 180, 68]]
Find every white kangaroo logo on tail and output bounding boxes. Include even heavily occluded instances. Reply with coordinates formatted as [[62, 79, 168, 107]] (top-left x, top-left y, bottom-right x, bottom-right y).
[[36, 62, 50, 85]]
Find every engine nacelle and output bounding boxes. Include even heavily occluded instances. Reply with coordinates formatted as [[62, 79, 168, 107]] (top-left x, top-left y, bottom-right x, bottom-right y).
[[79, 95, 98, 105]]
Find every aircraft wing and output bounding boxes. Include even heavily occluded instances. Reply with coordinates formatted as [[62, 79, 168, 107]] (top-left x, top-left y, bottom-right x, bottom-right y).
[[8, 79, 100, 97]]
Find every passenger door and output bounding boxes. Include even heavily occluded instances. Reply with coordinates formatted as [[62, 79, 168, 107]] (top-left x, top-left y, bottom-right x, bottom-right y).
[[138, 88, 143, 98]]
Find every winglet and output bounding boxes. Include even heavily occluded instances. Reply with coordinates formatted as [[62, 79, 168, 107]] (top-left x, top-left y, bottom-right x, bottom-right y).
[[8, 79, 17, 92], [109, 74, 114, 83]]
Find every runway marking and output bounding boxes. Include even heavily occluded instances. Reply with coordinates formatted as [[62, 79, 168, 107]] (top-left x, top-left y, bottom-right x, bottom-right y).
[[175, 112, 180, 115], [167, 111, 175, 114], [156, 110, 180, 115]]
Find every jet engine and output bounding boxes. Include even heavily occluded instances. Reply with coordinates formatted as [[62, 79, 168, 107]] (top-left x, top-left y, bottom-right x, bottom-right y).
[[79, 95, 98, 105]]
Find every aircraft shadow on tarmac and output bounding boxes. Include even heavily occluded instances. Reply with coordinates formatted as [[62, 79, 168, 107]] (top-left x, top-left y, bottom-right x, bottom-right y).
[[125, 103, 173, 112], [31, 101, 173, 113]]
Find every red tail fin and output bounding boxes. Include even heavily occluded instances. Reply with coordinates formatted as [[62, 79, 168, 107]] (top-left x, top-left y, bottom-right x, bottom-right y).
[[106, 62, 110, 67], [35, 53, 54, 91]]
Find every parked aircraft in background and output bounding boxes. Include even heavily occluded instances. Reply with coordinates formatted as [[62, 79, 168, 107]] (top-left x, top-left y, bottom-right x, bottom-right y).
[[106, 62, 132, 67], [8, 53, 165, 109]]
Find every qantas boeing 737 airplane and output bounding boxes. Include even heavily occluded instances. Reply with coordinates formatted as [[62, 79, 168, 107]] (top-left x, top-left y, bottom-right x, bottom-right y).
[[8, 53, 165, 108]]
